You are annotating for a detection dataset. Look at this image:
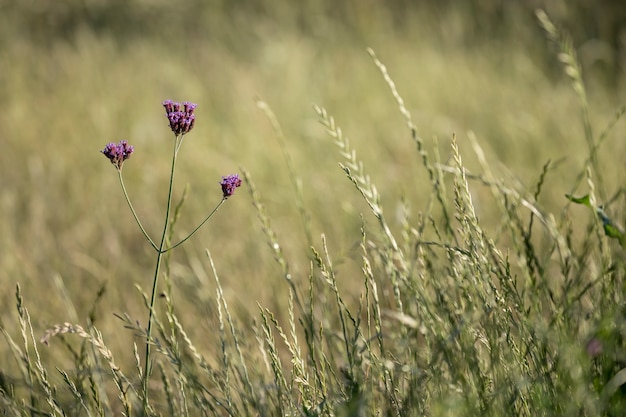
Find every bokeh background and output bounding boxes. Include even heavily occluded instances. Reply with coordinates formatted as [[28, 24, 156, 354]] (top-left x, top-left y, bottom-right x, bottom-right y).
[[1, 0, 626, 364]]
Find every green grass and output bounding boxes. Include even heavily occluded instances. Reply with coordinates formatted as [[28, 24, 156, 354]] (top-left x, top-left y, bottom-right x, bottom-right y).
[[1, 2, 626, 416]]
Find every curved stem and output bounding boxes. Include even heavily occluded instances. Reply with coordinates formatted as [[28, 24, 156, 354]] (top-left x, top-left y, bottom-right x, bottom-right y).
[[164, 197, 226, 253], [118, 170, 158, 251], [142, 137, 179, 413]]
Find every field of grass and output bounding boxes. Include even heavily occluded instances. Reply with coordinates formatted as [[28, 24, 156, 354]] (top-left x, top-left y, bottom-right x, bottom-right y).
[[1, 1, 626, 416]]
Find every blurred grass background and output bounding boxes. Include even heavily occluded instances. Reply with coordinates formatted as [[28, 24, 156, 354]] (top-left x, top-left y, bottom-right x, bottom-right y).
[[1, 0, 625, 371]]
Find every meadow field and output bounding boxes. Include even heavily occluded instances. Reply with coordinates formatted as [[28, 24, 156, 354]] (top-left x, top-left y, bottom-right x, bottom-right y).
[[1, 1, 626, 415]]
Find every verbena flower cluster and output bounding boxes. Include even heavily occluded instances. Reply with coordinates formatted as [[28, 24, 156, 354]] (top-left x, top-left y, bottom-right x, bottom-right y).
[[101, 140, 134, 169], [162, 99, 196, 136], [220, 174, 242, 198], [101, 101, 242, 200]]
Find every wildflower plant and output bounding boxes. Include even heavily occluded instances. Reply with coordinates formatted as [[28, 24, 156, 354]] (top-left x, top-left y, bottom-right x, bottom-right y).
[[220, 174, 243, 198], [101, 140, 134, 170], [99, 100, 241, 412]]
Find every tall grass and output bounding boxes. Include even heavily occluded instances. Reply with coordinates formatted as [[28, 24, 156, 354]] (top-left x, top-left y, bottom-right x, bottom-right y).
[[1, 5, 626, 417]]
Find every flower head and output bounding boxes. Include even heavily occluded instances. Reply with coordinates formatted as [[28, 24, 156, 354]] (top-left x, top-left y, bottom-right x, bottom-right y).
[[101, 140, 134, 169], [163, 99, 197, 136], [220, 174, 242, 198], [586, 337, 603, 358]]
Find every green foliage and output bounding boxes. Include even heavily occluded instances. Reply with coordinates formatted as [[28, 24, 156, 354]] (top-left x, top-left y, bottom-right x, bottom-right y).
[[566, 194, 626, 248], [1, 3, 626, 417]]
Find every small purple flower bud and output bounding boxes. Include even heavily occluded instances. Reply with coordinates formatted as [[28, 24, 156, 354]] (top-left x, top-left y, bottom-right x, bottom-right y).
[[220, 174, 242, 198], [183, 102, 197, 115], [586, 338, 603, 358], [101, 140, 134, 170], [162, 99, 175, 114], [163, 99, 197, 136]]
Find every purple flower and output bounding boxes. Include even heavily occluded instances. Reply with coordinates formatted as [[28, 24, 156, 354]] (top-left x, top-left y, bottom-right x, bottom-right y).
[[586, 337, 603, 358], [101, 140, 134, 169], [220, 174, 242, 198], [162, 99, 197, 136]]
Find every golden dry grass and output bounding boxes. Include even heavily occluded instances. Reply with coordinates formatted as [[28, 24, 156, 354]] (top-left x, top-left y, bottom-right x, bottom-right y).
[[1, 2, 626, 415]]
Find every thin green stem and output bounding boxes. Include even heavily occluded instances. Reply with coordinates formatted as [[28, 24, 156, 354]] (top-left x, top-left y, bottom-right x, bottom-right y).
[[142, 136, 181, 413], [164, 197, 227, 253], [117, 170, 158, 251]]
